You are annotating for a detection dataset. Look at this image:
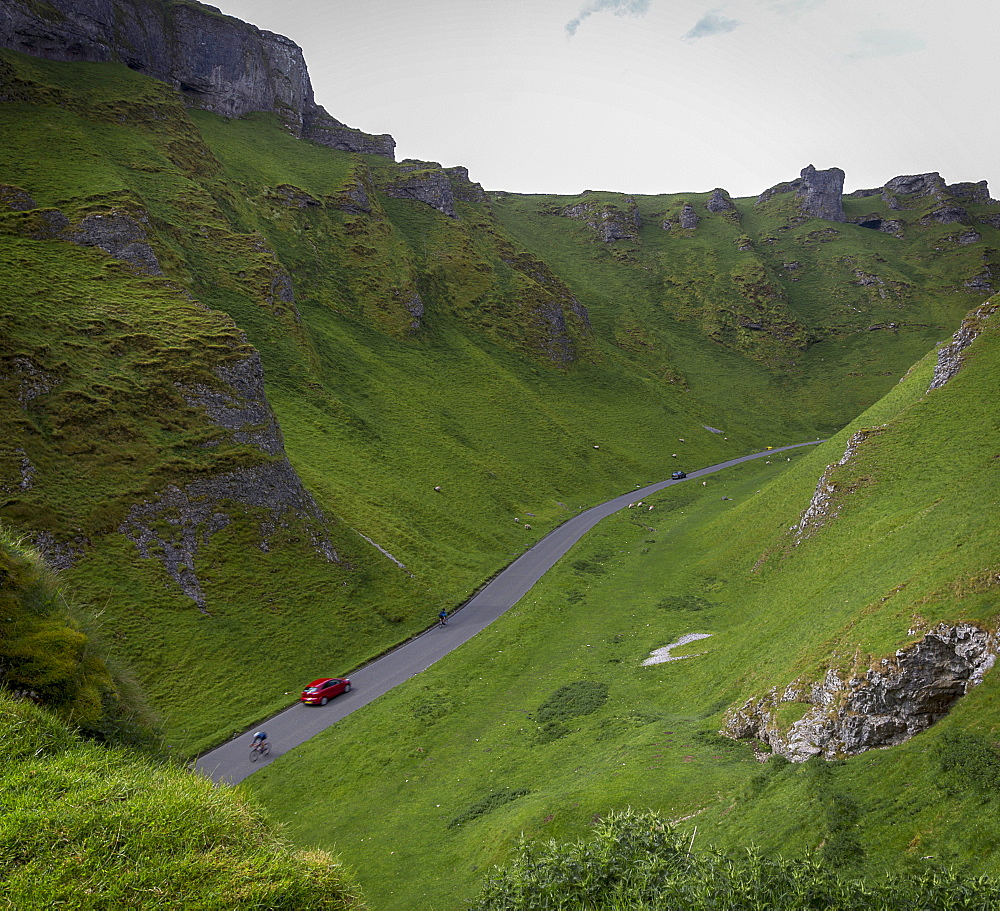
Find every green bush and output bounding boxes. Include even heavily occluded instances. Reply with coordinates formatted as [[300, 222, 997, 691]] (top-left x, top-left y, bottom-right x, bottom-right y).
[[472, 809, 1000, 910]]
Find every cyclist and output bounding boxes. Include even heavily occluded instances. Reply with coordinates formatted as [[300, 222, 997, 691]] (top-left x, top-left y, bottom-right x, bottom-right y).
[[438, 609, 448, 626], [252, 730, 268, 750]]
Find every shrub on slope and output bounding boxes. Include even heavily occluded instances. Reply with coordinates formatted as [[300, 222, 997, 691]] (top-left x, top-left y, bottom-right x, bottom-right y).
[[0, 524, 154, 745], [473, 809, 1000, 911]]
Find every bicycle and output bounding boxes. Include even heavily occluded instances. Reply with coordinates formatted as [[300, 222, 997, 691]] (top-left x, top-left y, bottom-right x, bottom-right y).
[[249, 741, 270, 762]]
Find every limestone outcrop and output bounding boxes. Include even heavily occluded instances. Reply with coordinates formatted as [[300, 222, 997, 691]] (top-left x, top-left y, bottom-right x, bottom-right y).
[[70, 211, 164, 276], [790, 429, 878, 543], [724, 624, 998, 761], [383, 161, 458, 218], [562, 195, 641, 242], [928, 300, 998, 391], [123, 351, 338, 610], [706, 188, 736, 215], [0, 0, 394, 157], [757, 165, 845, 222]]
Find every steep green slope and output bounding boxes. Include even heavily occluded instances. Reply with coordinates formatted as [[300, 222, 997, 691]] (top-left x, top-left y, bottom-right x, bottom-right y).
[[247, 300, 999, 908], [0, 529, 365, 907]]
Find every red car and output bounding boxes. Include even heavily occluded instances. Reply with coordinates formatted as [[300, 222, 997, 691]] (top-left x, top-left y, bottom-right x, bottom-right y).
[[300, 677, 352, 705]]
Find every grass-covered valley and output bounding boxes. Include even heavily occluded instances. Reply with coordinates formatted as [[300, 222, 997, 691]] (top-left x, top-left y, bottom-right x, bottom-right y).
[[2, 4, 1000, 905]]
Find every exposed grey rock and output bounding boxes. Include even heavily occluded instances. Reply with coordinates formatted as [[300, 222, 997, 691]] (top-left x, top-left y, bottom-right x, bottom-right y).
[[0, 183, 36, 211], [724, 624, 998, 761], [269, 269, 295, 306], [756, 179, 799, 207], [338, 176, 373, 215], [756, 165, 845, 222], [8, 355, 59, 406], [70, 211, 163, 276], [31, 531, 90, 571], [979, 214, 1000, 229], [445, 166, 488, 203], [946, 180, 993, 203], [404, 290, 424, 330], [797, 164, 846, 222], [384, 163, 457, 218], [923, 206, 970, 226], [706, 188, 736, 214], [0, 0, 395, 157], [790, 429, 877, 543], [271, 185, 320, 209], [18, 208, 71, 240], [119, 458, 338, 611], [884, 172, 947, 198], [928, 301, 997, 391], [562, 196, 641, 242], [304, 118, 395, 158], [15, 448, 34, 490], [500, 249, 591, 362], [679, 204, 699, 230], [178, 352, 284, 456], [963, 270, 994, 293], [957, 230, 981, 245]]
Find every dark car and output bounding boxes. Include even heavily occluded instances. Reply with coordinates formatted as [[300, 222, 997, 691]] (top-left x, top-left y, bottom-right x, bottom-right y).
[[301, 677, 352, 705], [671, 470, 687, 480]]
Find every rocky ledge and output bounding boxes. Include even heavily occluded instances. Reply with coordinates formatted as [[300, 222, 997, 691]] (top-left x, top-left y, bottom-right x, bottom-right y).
[[725, 623, 998, 761], [0, 0, 394, 157], [928, 300, 998, 391], [561, 195, 641, 242], [757, 165, 846, 223]]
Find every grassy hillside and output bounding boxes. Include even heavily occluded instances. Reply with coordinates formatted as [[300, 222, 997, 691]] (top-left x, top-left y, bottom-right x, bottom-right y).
[[0, 691, 366, 908], [247, 301, 999, 909], [0, 41, 995, 761], [3, 9, 1000, 911], [0, 529, 365, 908]]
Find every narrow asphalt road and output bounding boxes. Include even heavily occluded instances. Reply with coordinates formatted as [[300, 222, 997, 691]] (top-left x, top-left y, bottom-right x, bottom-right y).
[[195, 440, 823, 784]]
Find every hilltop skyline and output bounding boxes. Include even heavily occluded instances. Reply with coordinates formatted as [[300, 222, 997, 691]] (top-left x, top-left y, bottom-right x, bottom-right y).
[[216, 0, 1000, 199]]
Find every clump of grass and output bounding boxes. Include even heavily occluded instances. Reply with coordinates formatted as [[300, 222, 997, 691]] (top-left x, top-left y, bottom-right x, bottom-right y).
[[0, 524, 153, 745], [938, 731, 1000, 795], [448, 788, 531, 829], [656, 594, 713, 612]]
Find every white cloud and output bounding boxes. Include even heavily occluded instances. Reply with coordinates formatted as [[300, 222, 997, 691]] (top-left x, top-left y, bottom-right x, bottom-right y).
[[566, 0, 652, 38], [681, 8, 742, 41], [844, 29, 927, 61], [765, 0, 826, 15]]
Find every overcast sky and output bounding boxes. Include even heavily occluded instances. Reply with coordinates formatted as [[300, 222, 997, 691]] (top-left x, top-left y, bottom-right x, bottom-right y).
[[215, 0, 999, 199]]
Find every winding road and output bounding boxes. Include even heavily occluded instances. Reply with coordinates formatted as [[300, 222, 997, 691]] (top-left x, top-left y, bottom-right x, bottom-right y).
[[195, 440, 823, 785]]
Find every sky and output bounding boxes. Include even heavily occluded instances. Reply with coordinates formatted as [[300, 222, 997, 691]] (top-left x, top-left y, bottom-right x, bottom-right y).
[[214, 0, 1000, 199]]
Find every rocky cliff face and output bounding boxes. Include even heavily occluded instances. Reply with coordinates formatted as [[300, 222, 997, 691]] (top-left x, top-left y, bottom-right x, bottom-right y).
[[756, 165, 845, 222], [382, 161, 458, 218], [0, 0, 394, 157], [789, 428, 879, 543], [725, 624, 998, 761], [928, 300, 998, 391]]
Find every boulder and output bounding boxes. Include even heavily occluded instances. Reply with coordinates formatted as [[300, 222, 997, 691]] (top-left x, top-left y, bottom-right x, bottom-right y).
[[706, 187, 736, 214]]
